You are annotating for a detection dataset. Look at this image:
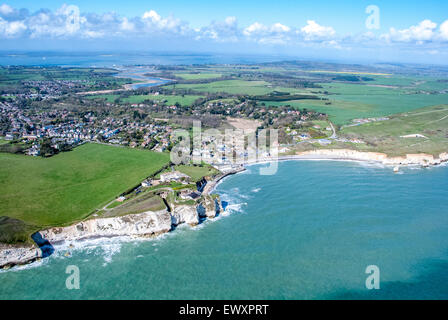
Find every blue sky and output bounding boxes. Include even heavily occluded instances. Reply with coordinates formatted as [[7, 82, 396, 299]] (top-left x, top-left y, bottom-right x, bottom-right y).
[[6, 0, 448, 31], [1, 1, 448, 64]]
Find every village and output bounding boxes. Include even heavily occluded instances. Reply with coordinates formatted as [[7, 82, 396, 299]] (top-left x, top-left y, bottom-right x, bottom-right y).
[[0, 97, 174, 156]]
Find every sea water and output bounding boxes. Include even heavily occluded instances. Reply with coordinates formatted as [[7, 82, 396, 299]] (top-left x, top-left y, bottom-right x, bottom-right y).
[[1, 160, 448, 299]]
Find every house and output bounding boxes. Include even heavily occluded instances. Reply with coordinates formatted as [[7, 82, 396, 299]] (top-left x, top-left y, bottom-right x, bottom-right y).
[[141, 179, 152, 188], [179, 190, 201, 200], [160, 171, 191, 183]]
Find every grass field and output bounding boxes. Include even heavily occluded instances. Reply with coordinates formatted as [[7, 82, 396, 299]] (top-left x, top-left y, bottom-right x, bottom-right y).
[[102, 192, 166, 218], [340, 105, 448, 156], [174, 164, 220, 181], [263, 80, 448, 125], [0, 143, 170, 242], [166, 80, 277, 95], [88, 93, 204, 106], [175, 72, 222, 80]]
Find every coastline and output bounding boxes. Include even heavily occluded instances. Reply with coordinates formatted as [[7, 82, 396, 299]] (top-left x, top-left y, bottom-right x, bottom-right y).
[[240, 149, 448, 168], [2, 148, 447, 270], [0, 195, 223, 270]]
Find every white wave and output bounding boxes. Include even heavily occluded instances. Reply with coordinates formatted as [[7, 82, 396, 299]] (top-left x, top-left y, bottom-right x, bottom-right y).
[[251, 187, 261, 193], [101, 243, 121, 267], [224, 202, 247, 215], [0, 256, 49, 274]]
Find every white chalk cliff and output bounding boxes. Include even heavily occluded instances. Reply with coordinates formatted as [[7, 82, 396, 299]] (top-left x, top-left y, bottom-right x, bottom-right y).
[[40, 210, 172, 244], [0, 244, 42, 269], [297, 149, 448, 166], [1, 196, 223, 269]]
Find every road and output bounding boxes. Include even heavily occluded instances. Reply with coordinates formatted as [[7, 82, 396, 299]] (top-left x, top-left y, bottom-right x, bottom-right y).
[[329, 121, 337, 139]]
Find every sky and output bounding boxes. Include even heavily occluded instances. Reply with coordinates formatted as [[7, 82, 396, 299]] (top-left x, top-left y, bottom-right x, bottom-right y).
[[1, 0, 448, 64]]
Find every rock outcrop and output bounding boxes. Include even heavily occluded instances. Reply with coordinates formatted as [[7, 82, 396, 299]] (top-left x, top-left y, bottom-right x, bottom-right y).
[[0, 243, 42, 269], [171, 205, 200, 226], [197, 195, 222, 219]]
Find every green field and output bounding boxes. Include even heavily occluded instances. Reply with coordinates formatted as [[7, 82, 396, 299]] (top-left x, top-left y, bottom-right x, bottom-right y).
[[174, 164, 220, 181], [262, 80, 448, 125], [166, 80, 280, 95], [175, 72, 222, 80], [103, 192, 166, 218], [0, 143, 170, 242], [88, 93, 204, 106], [340, 105, 448, 156]]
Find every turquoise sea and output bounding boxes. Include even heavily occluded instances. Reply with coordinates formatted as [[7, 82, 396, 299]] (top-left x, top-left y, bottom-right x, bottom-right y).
[[1, 160, 448, 300]]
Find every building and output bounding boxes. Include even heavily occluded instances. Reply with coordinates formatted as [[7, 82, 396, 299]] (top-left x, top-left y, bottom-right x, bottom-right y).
[[141, 179, 152, 188], [179, 190, 201, 200], [160, 171, 191, 183]]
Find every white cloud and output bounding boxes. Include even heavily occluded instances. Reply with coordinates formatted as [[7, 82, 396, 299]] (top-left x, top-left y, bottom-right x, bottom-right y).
[[120, 17, 134, 31], [1, 1, 447, 57], [242, 22, 292, 44], [271, 23, 290, 33], [0, 3, 13, 16], [224, 16, 237, 26], [439, 20, 448, 41], [243, 22, 266, 36], [0, 17, 26, 37], [198, 16, 239, 41], [142, 10, 160, 21], [300, 20, 335, 40], [141, 9, 185, 34], [383, 20, 437, 43]]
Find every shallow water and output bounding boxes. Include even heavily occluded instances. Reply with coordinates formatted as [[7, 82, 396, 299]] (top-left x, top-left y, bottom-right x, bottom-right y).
[[1, 161, 448, 299]]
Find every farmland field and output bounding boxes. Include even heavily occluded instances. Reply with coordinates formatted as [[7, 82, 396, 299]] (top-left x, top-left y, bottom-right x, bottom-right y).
[[0, 143, 170, 241], [88, 93, 204, 106], [175, 72, 222, 80], [262, 80, 448, 125], [166, 80, 280, 95], [340, 104, 448, 156]]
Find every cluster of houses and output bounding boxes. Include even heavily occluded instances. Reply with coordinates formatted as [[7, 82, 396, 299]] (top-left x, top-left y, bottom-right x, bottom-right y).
[[0, 95, 176, 156], [22, 80, 90, 97]]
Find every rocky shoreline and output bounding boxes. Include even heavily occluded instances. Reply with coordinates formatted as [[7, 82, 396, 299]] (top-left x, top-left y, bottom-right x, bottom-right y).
[[0, 195, 223, 269], [2, 149, 447, 270]]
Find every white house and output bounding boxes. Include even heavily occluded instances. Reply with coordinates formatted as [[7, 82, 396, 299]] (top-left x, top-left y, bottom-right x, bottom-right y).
[[160, 171, 190, 183]]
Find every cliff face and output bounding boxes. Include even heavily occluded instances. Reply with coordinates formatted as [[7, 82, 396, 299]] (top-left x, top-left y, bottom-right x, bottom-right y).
[[298, 149, 448, 166], [198, 195, 221, 219], [40, 210, 172, 244], [171, 205, 199, 226], [1, 196, 224, 269], [0, 244, 42, 269]]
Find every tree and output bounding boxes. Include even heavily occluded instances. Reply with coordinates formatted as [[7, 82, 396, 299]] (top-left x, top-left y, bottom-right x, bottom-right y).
[[40, 138, 58, 157]]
